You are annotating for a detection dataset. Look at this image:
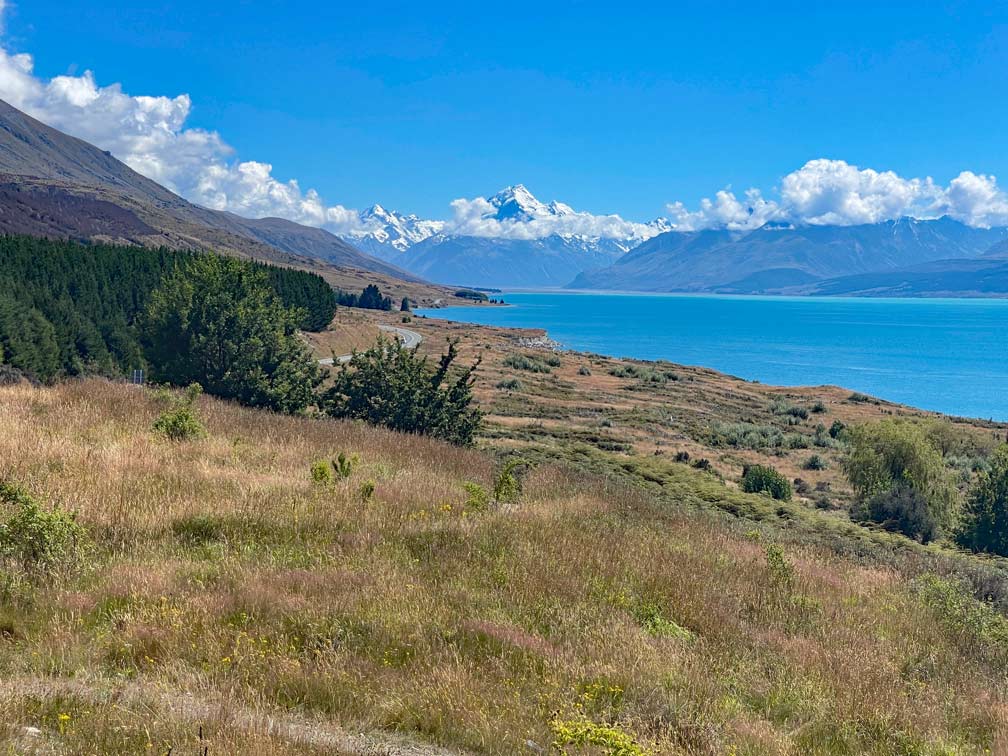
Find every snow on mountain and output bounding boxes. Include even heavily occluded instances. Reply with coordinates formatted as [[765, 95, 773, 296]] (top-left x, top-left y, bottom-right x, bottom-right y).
[[344, 204, 444, 258]]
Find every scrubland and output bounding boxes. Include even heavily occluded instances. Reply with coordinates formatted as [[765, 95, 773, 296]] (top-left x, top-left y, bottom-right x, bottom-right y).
[[3, 379, 1008, 754]]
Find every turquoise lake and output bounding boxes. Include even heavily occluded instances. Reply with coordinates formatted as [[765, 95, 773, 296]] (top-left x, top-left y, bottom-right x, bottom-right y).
[[417, 292, 1008, 421]]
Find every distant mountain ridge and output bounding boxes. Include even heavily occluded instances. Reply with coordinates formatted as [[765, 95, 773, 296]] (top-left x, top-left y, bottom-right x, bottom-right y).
[[570, 216, 1008, 294], [342, 184, 671, 287], [0, 98, 417, 280]]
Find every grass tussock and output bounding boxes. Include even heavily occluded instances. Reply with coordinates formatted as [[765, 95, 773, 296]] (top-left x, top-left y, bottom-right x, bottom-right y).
[[0, 379, 1007, 753]]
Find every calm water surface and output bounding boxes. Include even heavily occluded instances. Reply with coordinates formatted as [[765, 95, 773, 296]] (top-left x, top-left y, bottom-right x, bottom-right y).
[[418, 292, 1008, 420]]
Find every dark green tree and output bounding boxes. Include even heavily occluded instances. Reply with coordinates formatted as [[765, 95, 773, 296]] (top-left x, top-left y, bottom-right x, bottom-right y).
[[400, 296, 411, 312], [141, 255, 322, 414], [323, 336, 482, 445], [957, 445, 1008, 556]]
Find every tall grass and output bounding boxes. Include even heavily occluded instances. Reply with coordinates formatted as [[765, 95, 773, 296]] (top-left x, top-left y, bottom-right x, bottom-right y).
[[0, 380, 1006, 753]]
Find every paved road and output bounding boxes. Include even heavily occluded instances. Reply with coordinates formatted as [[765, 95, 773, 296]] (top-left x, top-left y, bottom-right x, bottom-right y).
[[318, 324, 423, 366]]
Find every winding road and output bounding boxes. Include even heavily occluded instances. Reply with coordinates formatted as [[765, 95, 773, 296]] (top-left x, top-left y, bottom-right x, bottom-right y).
[[319, 324, 423, 366]]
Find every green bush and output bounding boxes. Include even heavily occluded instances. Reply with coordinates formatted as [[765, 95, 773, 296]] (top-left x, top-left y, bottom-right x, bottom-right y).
[[741, 465, 792, 501], [152, 383, 206, 441], [842, 420, 957, 543], [463, 482, 490, 512], [829, 420, 846, 439], [310, 460, 333, 485], [494, 459, 528, 504], [360, 480, 376, 503], [0, 482, 87, 575], [332, 452, 356, 480], [496, 378, 523, 391], [578, 365, 592, 376], [957, 444, 1008, 556], [324, 337, 482, 446], [503, 353, 553, 373], [803, 454, 827, 471]]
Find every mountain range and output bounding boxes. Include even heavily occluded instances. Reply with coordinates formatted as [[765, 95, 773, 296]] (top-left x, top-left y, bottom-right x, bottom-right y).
[[341, 185, 670, 288], [569, 216, 1008, 294], [4, 95, 1008, 297], [0, 98, 418, 283]]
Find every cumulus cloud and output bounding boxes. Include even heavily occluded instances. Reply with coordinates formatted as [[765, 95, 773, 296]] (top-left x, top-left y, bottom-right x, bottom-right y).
[[0, 41, 369, 235], [1, 14, 1007, 241], [445, 195, 663, 241], [668, 159, 1008, 231]]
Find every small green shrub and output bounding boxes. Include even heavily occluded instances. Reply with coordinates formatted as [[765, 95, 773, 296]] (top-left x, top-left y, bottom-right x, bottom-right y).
[[829, 420, 846, 439], [742, 464, 792, 501], [360, 479, 376, 503], [551, 716, 649, 756], [493, 458, 528, 503], [496, 378, 523, 391], [0, 482, 87, 575], [503, 353, 552, 373], [332, 452, 356, 480], [152, 383, 206, 441], [463, 482, 490, 511], [310, 460, 333, 485], [771, 399, 809, 420], [811, 400, 827, 413], [578, 365, 591, 376], [765, 544, 795, 587], [803, 454, 827, 471]]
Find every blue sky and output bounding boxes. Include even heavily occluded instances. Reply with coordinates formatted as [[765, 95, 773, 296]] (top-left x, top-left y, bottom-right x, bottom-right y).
[[5, 0, 1008, 222]]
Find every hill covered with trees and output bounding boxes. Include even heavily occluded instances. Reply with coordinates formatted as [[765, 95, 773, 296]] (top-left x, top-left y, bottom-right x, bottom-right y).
[[0, 235, 337, 382]]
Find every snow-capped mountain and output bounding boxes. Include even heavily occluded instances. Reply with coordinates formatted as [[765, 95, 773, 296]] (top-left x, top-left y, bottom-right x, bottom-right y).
[[344, 204, 444, 258], [338, 185, 670, 287]]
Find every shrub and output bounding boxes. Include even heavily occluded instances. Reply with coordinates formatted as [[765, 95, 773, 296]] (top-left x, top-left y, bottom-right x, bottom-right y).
[[360, 480, 376, 503], [842, 420, 958, 542], [957, 444, 1008, 556], [793, 478, 811, 495], [463, 482, 490, 512], [741, 464, 792, 501], [324, 337, 482, 446], [829, 420, 846, 439], [765, 544, 795, 587], [0, 482, 87, 575], [503, 353, 552, 373], [332, 452, 356, 480], [152, 383, 206, 442], [848, 392, 878, 404], [673, 451, 691, 463], [578, 365, 591, 376], [609, 363, 678, 384], [691, 458, 712, 471], [494, 459, 528, 504], [811, 400, 827, 413], [550, 717, 649, 756], [310, 460, 333, 486], [496, 378, 523, 391], [803, 454, 827, 471], [771, 399, 809, 420]]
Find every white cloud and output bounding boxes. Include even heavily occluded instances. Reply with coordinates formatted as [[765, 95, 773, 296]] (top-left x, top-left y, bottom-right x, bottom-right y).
[[0, 14, 1007, 243], [0, 42, 369, 235], [667, 159, 1008, 231], [446, 196, 664, 242]]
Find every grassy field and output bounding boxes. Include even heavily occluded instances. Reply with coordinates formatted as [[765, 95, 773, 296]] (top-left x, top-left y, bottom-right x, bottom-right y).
[[3, 377, 1008, 754]]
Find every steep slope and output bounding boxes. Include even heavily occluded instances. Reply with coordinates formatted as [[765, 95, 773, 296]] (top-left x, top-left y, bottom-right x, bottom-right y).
[[571, 217, 1008, 292], [0, 98, 415, 279]]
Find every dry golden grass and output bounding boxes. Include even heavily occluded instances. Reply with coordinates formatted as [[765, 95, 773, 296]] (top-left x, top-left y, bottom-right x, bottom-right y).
[[2, 379, 1008, 754]]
